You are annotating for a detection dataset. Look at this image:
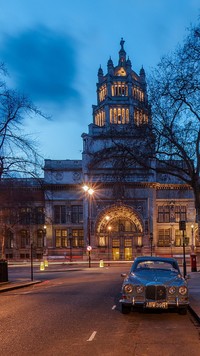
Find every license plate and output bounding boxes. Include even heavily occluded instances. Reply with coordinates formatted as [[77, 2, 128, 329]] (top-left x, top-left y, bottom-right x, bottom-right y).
[[146, 301, 168, 309]]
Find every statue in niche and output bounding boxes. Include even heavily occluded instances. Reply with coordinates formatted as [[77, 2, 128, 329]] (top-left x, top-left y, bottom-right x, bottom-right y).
[[112, 181, 125, 199]]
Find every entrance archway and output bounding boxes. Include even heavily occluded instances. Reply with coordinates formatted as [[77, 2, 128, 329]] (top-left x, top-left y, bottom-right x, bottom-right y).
[[95, 204, 144, 260]]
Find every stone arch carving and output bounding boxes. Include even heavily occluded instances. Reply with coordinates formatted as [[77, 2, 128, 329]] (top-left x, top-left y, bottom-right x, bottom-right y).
[[95, 203, 144, 234]]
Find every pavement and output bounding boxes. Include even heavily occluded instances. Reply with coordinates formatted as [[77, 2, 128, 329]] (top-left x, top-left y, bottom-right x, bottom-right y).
[[0, 263, 200, 323], [186, 271, 200, 322]]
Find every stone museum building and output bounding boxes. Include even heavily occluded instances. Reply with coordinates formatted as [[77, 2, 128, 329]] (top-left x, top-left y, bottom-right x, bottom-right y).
[[0, 40, 198, 262]]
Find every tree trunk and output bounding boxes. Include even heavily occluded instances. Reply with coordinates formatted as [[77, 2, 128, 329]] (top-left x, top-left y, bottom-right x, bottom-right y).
[[193, 184, 200, 242]]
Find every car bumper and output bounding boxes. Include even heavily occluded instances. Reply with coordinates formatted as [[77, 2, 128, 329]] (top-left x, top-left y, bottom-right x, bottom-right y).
[[119, 297, 189, 309]]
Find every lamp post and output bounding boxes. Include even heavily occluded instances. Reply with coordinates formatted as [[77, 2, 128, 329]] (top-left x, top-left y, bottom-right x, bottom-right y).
[[43, 225, 47, 257], [191, 224, 194, 253], [190, 224, 197, 272], [30, 241, 33, 281], [83, 185, 94, 268], [69, 232, 72, 262], [107, 225, 112, 264], [149, 233, 153, 256], [179, 221, 187, 278]]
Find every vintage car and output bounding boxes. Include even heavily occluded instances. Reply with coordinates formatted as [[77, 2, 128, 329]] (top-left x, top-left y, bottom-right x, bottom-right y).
[[120, 256, 189, 315]]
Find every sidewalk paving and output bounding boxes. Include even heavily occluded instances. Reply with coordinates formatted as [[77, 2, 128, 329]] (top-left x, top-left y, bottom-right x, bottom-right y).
[[187, 271, 200, 323], [1, 264, 200, 323]]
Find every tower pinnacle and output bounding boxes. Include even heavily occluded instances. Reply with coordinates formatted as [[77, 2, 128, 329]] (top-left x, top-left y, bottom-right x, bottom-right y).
[[118, 38, 126, 66]]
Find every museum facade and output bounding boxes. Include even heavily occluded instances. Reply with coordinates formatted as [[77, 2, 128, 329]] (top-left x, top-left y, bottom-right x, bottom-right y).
[[0, 40, 198, 262]]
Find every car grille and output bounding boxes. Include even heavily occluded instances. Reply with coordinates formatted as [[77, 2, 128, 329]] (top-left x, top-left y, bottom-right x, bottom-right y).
[[146, 285, 166, 301]]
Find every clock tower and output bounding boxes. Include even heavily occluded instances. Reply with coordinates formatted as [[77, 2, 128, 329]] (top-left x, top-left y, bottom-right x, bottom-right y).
[[82, 38, 154, 183], [81, 39, 156, 259]]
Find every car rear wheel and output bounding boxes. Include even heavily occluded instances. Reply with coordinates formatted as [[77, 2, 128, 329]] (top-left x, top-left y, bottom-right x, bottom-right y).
[[121, 304, 132, 314]]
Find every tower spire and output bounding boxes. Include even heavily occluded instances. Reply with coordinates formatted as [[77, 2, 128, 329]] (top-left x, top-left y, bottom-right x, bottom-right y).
[[118, 37, 126, 66]]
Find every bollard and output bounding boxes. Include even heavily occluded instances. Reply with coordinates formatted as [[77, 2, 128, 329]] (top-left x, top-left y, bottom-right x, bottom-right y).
[[40, 261, 45, 271], [99, 259, 104, 268], [44, 260, 48, 267]]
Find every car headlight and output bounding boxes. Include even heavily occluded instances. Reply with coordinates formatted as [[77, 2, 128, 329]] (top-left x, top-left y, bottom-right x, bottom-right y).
[[178, 286, 188, 295], [136, 285, 144, 294], [124, 284, 134, 293], [168, 286, 176, 295]]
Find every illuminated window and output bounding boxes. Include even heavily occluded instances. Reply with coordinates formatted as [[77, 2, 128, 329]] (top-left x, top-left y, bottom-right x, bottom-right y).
[[115, 68, 126, 76], [175, 206, 187, 222], [157, 229, 170, 247], [111, 82, 128, 96], [158, 206, 170, 223], [112, 238, 120, 247], [99, 236, 106, 246], [124, 238, 132, 247], [72, 229, 84, 247], [132, 87, 144, 102], [110, 107, 129, 124], [95, 110, 105, 126], [99, 85, 107, 101], [174, 229, 189, 247], [134, 110, 148, 126], [55, 229, 68, 247], [126, 109, 129, 123]]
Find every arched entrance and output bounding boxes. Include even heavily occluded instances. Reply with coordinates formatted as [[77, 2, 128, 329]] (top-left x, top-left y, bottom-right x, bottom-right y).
[[95, 204, 144, 260]]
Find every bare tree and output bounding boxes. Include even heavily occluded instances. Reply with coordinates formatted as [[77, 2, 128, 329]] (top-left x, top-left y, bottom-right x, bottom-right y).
[[146, 19, 200, 219], [0, 63, 47, 180]]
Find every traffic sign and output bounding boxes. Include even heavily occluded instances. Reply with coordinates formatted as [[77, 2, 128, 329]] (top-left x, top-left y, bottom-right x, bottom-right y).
[[87, 245, 92, 251]]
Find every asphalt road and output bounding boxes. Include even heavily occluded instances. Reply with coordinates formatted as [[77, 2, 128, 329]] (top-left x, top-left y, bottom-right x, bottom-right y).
[[1, 267, 200, 356]]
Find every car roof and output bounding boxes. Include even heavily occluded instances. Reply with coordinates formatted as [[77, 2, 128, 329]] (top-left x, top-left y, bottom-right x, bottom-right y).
[[133, 256, 178, 264]]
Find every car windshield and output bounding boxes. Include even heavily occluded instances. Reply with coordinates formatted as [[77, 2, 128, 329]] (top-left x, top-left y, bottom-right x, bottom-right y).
[[134, 260, 179, 272]]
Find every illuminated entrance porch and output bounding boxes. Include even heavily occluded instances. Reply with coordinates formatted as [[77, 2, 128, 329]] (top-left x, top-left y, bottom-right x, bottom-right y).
[[95, 204, 143, 261]]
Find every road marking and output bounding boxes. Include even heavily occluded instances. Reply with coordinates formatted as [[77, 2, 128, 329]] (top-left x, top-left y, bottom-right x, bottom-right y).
[[112, 305, 116, 310], [87, 331, 97, 341]]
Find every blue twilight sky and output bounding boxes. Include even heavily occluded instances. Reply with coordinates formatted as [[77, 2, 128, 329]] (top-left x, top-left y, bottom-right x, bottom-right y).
[[0, 0, 199, 160]]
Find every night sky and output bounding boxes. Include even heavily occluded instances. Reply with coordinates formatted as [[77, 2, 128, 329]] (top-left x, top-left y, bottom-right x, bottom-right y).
[[0, 0, 199, 160]]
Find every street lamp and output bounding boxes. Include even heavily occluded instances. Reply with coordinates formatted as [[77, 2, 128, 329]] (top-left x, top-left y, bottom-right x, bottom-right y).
[[82, 185, 94, 268]]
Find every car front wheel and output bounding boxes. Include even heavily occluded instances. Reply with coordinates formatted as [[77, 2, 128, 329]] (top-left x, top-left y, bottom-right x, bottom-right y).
[[121, 304, 132, 314]]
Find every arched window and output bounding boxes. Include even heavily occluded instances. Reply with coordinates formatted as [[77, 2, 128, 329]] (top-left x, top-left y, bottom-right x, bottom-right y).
[[99, 85, 107, 102], [5, 229, 14, 249], [112, 83, 128, 97], [95, 110, 105, 126], [126, 109, 129, 123], [37, 229, 44, 248], [110, 107, 129, 124], [20, 229, 30, 248]]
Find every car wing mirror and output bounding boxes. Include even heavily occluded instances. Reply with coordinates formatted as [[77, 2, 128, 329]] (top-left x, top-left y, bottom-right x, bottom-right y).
[[185, 274, 191, 280], [121, 273, 128, 278]]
